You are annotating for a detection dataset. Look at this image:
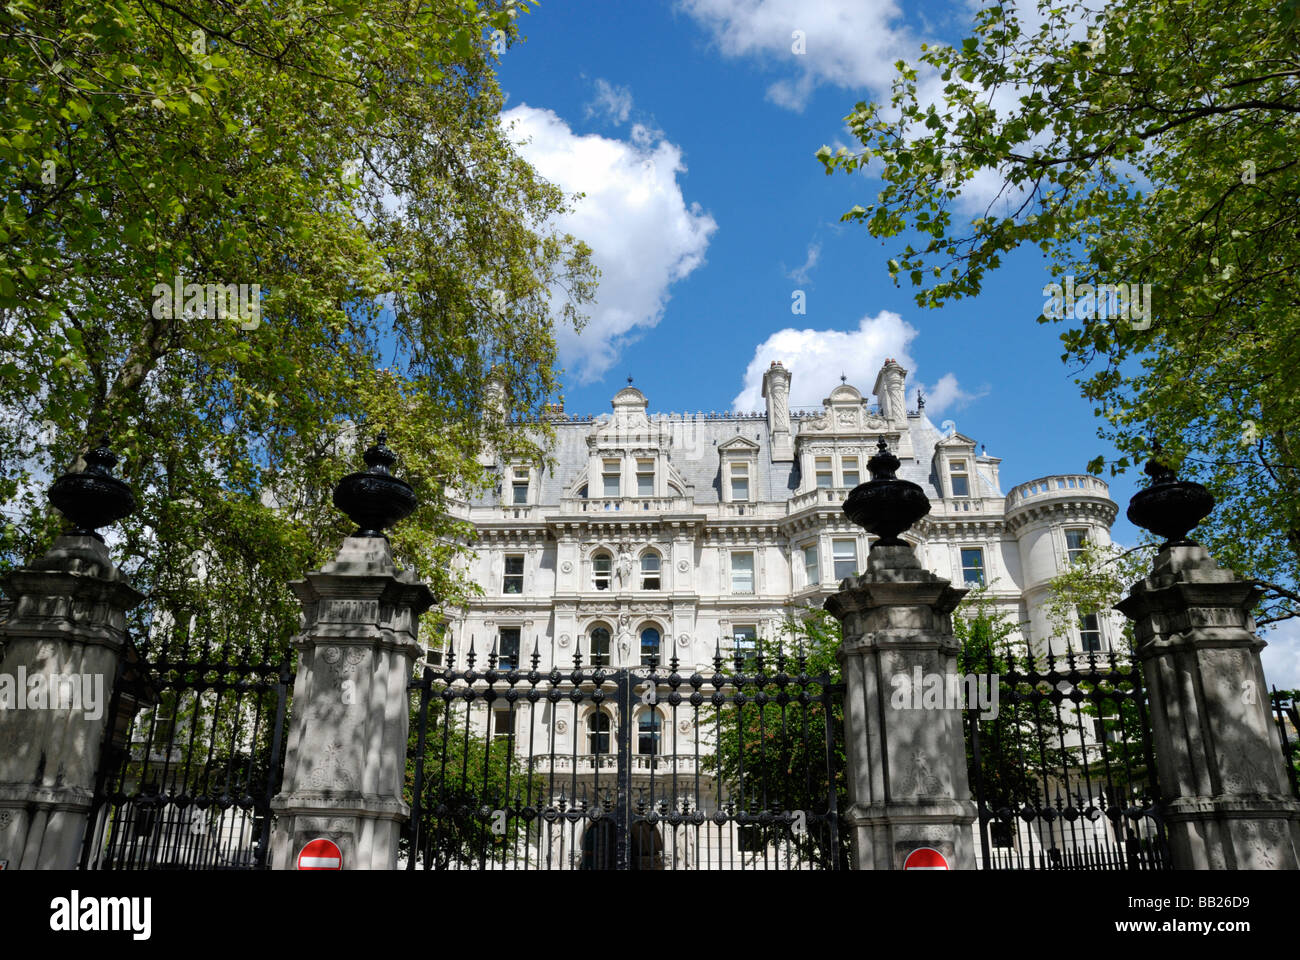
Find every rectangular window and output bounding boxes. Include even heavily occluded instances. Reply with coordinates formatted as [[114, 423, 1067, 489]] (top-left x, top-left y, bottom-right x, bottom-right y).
[[960, 547, 985, 587], [730, 552, 754, 594], [730, 462, 749, 501], [502, 554, 524, 594], [602, 459, 620, 498], [832, 539, 857, 580], [638, 713, 661, 756], [733, 625, 757, 666], [1065, 528, 1088, 564], [841, 456, 860, 488], [593, 553, 611, 591], [950, 459, 970, 497], [497, 627, 521, 670], [636, 458, 655, 497], [1079, 613, 1103, 652], [493, 708, 514, 741], [640, 553, 660, 590], [815, 456, 833, 489], [510, 464, 530, 504], [803, 543, 819, 587]]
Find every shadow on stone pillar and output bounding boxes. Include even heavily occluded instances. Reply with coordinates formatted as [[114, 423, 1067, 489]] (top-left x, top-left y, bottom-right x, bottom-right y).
[[270, 434, 434, 870], [825, 438, 977, 869], [1117, 458, 1300, 869], [0, 442, 143, 869]]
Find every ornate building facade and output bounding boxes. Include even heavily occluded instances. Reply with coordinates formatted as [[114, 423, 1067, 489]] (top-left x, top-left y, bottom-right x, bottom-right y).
[[445, 358, 1120, 675]]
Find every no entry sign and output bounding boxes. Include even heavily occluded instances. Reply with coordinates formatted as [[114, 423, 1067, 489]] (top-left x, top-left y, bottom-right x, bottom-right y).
[[903, 847, 949, 870], [297, 838, 342, 870]]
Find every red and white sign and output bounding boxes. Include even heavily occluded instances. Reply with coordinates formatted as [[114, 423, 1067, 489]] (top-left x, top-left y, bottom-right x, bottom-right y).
[[903, 847, 949, 870], [297, 838, 342, 870]]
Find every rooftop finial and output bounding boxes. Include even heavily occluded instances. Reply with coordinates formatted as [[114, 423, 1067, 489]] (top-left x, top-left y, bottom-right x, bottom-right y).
[[840, 372, 847, 384]]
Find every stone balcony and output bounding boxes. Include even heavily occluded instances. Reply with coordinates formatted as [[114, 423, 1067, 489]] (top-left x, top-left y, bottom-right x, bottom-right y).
[[1004, 474, 1110, 512]]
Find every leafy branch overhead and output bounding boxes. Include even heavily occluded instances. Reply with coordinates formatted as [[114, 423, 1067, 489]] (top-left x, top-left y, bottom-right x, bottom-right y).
[[0, 1, 597, 651], [820, 0, 1300, 623]]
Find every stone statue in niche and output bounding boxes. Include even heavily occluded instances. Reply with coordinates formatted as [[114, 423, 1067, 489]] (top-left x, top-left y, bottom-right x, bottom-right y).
[[617, 541, 634, 585]]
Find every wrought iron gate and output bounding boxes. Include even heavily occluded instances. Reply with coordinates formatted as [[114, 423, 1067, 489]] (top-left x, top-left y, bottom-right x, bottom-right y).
[[79, 639, 293, 870], [965, 643, 1169, 870], [405, 643, 844, 870]]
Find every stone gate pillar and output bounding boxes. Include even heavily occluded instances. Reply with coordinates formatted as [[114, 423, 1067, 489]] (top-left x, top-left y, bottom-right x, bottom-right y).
[[825, 439, 977, 869], [1117, 460, 1300, 869], [270, 435, 434, 870], [0, 443, 142, 869]]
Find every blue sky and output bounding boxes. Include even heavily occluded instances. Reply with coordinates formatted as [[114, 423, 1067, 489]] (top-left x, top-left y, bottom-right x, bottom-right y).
[[488, 0, 1300, 684], [494, 0, 1135, 524]]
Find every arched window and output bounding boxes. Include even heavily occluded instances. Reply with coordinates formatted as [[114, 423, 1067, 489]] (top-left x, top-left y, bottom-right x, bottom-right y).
[[640, 552, 661, 590], [637, 709, 661, 755], [587, 709, 612, 754], [639, 626, 661, 666], [589, 625, 611, 667], [592, 552, 612, 591]]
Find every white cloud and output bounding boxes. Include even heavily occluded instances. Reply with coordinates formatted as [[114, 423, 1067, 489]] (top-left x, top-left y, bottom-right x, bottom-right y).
[[679, 0, 919, 111], [731, 310, 975, 415], [584, 79, 633, 126], [784, 241, 821, 284], [1262, 618, 1300, 689], [502, 104, 717, 384]]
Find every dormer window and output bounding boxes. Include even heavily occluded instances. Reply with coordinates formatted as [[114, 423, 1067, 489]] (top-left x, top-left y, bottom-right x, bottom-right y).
[[510, 463, 530, 504], [729, 462, 750, 501], [602, 459, 620, 498], [949, 459, 970, 497], [636, 459, 655, 497], [841, 456, 860, 488], [815, 457, 833, 489]]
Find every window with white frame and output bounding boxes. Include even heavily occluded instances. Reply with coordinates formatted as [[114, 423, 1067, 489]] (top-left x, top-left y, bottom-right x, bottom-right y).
[[960, 547, 985, 587], [841, 455, 860, 488], [493, 708, 514, 741], [592, 552, 612, 591], [729, 461, 750, 501], [639, 626, 661, 665], [803, 543, 819, 587], [589, 625, 611, 666], [815, 456, 833, 489], [732, 625, 757, 666], [1078, 612, 1103, 652], [637, 709, 661, 755], [1065, 528, 1088, 564], [949, 459, 970, 497], [640, 552, 661, 590], [588, 709, 612, 754], [602, 458, 620, 497], [497, 627, 520, 669], [502, 555, 524, 594], [832, 539, 857, 580], [636, 458, 655, 497], [510, 463, 530, 504], [730, 552, 754, 594]]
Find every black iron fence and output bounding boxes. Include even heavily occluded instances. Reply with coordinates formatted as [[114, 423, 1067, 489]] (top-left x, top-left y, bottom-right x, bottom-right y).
[[965, 643, 1168, 870], [404, 641, 844, 870], [1273, 688, 1300, 799], [79, 635, 293, 870]]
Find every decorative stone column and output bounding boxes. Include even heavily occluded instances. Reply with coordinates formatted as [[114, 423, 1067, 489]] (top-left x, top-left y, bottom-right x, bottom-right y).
[[0, 443, 142, 869], [1117, 459, 1300, 869], [825, 439, 977, 869], [270, 435, 434, 870]]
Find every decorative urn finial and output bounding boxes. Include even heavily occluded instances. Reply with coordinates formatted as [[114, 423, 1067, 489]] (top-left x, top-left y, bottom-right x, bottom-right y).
[[842, 437, 931, 548], [332, 432, 418, 538], [1125, 452, 1215, 548], [47, 437, 137, 541]]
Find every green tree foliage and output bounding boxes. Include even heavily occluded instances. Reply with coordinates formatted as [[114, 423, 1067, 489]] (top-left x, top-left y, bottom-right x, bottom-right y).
[[704, 607, 849, 869], [404, 692, 546, 869], [0, 0, 597, 653], [819, 0, 1300, 624]]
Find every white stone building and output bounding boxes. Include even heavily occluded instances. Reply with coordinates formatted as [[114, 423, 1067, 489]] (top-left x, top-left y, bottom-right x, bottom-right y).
[[427, 359, 1127, 868], [444, 358, 1120, 677]]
